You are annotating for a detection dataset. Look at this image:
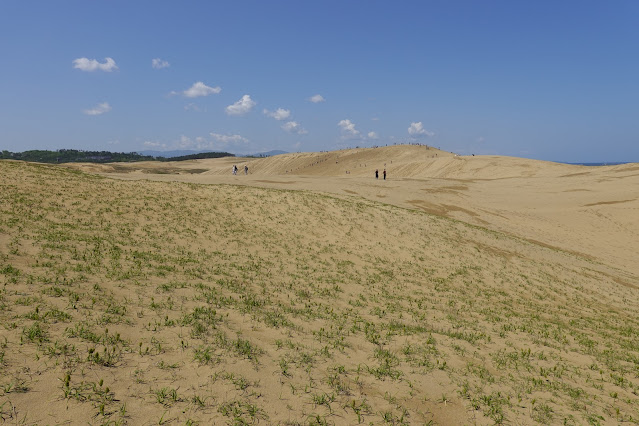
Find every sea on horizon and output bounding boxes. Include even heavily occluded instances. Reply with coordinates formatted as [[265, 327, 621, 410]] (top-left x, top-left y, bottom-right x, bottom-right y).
[[560, 162, 631, 166]]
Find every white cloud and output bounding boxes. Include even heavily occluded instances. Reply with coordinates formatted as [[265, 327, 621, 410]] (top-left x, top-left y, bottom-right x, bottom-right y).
[[151, 58, 170, 69], [143, 141, 167, 148], [210, 132, 249, 144], [226, 95, 256, 116], [184, 103, 201, 112], [338, 119, 360, 138], [281, 121, 308, 135], [178, 135, 194, 148], [180, 81, 221, 98], [139, 133, 260, 155], [263, 108, 291, 121], [208, 132, 250, 151], [309, 94, 325, 103], [73, 57, 118, 72], [408, 122, 434, 137], [83, 102, 111, 116], [367, 131, 379, 139]]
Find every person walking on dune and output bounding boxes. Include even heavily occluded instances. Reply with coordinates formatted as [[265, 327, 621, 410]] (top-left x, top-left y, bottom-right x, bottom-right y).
[[375, 169, 379, 179], [383, 169, 386, 180], [244, 165, 248, 175], [232, 165, 238, 175]]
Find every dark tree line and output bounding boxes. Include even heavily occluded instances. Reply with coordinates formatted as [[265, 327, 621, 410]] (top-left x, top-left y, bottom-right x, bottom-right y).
[[0, 149, 234, 164], [165, 152, 235, 161]]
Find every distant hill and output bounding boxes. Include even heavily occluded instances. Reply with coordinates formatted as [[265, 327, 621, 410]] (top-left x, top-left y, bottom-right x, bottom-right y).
[[159, 151, 234, 161], [0, 149, 233, 164], [139, 149, 214, 158], [1, 149, 154, 164]]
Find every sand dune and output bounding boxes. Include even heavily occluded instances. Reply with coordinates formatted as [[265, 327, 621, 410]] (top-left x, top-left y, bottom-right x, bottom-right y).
[[153, 145, 591, 179], [70, 145, 639, 277], [2, 147, 638, 424]]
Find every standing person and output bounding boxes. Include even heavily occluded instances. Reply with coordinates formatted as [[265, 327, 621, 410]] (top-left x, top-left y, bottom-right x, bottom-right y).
[[383, 169, 386, 180], [375, 169, 379, 179], [232, 165, 237, 175], [244, 165, 248, 175]]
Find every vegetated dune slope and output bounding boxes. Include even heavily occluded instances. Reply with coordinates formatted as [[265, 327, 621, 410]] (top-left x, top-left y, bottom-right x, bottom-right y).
[[1, 158, 639, 424], [69, 145, 639, 278]]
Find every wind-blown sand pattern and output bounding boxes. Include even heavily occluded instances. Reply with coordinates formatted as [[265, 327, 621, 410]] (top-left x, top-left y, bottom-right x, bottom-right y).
[[1, 145, 638, 424]]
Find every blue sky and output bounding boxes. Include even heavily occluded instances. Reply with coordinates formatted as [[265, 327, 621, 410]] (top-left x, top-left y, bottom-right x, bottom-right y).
[[1, 1, 638, 162]]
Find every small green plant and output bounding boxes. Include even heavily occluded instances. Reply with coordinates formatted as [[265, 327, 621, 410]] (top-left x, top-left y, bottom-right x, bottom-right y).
[[154, 387, 180, 405], [22, 322, 48, 343]]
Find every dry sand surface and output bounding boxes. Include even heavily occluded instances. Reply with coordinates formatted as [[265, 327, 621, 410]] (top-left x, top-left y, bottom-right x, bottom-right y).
[[82, 145, 639, 278], [1, 145, 638, 424]]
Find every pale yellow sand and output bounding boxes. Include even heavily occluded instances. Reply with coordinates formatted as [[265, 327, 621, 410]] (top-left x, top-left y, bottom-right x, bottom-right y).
[[82, 145, 639, 278], [0, 145, 637, 424]]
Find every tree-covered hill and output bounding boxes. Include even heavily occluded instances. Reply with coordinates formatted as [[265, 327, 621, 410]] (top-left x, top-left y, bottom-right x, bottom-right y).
[[0, 149, 234, 163]]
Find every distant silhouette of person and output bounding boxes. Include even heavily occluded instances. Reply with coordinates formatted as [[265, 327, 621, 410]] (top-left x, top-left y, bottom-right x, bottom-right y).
[[244, 165, 248, 175], [383, 169, 386, 180], [232, 165, 237, 175], [375, 169, 379, 179]]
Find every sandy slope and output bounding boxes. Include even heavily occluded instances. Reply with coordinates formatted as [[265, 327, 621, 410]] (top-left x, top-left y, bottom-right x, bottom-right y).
[[1, 149, 639, 425], [72, 145, 639, 278]]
